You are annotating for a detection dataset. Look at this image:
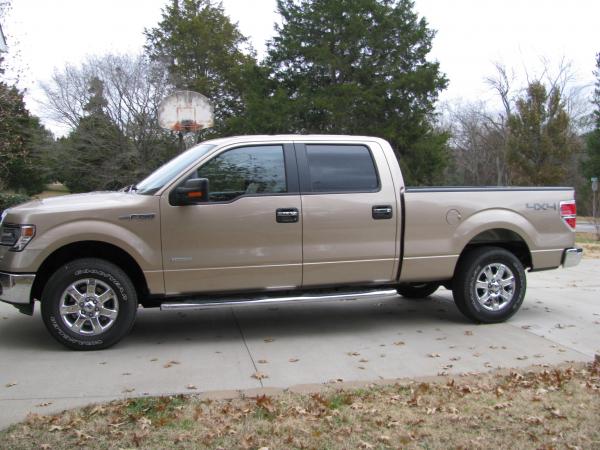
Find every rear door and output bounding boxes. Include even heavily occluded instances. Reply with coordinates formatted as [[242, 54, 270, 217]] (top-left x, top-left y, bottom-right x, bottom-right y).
[[160, 142, 302, 294], [296, 141, 399, 286]]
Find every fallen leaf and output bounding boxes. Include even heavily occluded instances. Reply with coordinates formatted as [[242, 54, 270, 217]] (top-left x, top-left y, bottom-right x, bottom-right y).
[[73, 430, 92, 440], [251, 371, 269, 380], [36, 402, 52, 407], [5, 382, 17, 388], [359, 358, 369, 363], [516, 356, 528, 360], [186, 384, 197, 390], [494, 402, 512, 409], [264, 337, 275, 343], [521, 325, 532, 330], [464, 330, 474, 336], [393, 341, 405, 346], [288, 358, 299, 363], [347, 351, 361, 356], [550, 409, 567, 419], [255, 395, 274, 413], [427, 353, 441, 358], [377, 435, 391, 444], [526, 416, 544, 425], [150, 358, 158, 362], [257, 359, 268, 364], [138, 416, 151, 430]]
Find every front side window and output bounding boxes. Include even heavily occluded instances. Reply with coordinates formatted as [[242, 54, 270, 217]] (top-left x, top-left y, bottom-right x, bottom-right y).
[[196, 145, 287, 202], [305, 144, 379, 193]]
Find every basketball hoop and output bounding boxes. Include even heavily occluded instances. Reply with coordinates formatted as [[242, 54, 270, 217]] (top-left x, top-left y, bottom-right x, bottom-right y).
[[158, 91, 214, 133]]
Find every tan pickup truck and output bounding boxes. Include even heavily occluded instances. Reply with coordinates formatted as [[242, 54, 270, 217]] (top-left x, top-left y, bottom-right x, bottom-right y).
[[0, 135, 583, 350]]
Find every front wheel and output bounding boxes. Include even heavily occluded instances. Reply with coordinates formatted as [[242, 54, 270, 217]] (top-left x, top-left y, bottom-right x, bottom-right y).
[[396, 282, 440, 299], [452, 246, 526, 323], [41, 258, 138, 350]]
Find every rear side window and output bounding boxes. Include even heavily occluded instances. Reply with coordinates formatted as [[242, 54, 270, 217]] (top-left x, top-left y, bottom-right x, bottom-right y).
[[305, 144, 379, 193]]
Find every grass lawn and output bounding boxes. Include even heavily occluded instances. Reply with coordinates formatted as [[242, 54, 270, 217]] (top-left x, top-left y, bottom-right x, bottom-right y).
[[2, 360, 598, 449]]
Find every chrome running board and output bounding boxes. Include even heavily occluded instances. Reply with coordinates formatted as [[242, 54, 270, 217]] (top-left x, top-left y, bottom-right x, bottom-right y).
[[160, 288, 398, 311]]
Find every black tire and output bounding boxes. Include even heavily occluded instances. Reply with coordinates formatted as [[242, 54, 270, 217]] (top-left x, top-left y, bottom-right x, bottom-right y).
[[452, 246, 526, 323], [396, 282, 440, 299], [41, 258, 138, 350]]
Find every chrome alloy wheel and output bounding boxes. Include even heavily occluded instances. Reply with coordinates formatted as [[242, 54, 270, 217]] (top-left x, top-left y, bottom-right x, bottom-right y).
[[59, 278, 119, 336], [474, 263, 516, 311]]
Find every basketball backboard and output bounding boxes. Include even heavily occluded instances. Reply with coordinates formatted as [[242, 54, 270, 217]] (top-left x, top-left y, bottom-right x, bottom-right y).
[[158, 90, 214, 132]]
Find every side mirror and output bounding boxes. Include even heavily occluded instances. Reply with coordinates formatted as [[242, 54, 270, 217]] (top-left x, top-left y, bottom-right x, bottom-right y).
[[169, 178, 209, 206]]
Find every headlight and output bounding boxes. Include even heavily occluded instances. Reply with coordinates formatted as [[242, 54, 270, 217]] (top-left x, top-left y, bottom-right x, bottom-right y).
[[0, 224, 36, 251]]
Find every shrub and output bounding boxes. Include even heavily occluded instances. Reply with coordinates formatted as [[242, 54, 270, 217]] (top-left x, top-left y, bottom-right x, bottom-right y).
[[0, 193, 31, 215]]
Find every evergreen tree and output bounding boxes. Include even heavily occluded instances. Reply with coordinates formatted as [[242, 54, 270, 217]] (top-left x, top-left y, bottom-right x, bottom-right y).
[[55, 77, 134, 192], [507, 81, 578, 186], [0, 58, 51, 194], [144, 0, 256, 131], [265, 0, 449, 185]]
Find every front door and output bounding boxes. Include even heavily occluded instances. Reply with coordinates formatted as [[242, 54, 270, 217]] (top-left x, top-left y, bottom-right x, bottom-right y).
[[160, 143, 302, 295]]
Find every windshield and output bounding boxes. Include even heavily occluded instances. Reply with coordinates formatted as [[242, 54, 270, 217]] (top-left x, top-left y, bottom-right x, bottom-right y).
[[136, 144, 216, 195]]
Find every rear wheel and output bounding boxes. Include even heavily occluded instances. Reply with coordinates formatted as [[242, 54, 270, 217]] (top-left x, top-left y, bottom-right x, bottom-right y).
[[452, 246, 526, 323], [41, 258, 138, 350], [396, 282, 440, 299]]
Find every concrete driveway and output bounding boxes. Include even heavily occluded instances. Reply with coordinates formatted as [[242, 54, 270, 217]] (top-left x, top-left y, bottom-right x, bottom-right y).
[[577, 221, 598, 233], [1, 260, 599, 429]]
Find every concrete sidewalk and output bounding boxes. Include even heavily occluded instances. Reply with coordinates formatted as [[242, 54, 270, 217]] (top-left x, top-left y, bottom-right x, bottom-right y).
[[1, 259, 599, 429]]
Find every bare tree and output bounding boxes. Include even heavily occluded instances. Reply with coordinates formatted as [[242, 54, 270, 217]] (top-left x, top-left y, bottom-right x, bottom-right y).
[[445, 101, 506, 185], [40, 54, 176, 172], [447, 59, 592, 188]]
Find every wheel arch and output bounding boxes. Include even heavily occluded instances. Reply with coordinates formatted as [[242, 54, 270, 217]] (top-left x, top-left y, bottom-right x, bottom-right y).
[[31, 241, 149, 303], [456, 228, 532, 275]]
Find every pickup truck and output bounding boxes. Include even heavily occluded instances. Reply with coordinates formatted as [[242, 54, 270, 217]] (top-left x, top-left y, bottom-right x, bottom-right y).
[[0, 135, 583, 350]]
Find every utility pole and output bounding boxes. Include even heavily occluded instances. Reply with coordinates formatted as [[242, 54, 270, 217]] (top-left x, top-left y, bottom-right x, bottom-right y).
[[592, 177, 599, 239]]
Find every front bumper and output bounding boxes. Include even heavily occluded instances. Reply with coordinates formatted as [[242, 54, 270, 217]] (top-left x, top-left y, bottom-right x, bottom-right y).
[[562, 248, 583, 268], [0, 271, 35, 305]]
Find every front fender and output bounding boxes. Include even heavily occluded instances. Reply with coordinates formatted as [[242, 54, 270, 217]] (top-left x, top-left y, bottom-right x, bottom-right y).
[[5, 219, 162, 273]]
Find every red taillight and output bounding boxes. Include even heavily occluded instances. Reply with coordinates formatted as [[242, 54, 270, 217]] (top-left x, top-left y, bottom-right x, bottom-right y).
[[560, 200, 576, 230]]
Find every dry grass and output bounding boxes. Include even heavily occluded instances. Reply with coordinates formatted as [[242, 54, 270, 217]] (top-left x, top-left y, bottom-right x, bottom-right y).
[[576, 232, 600, 259], [2, 361, 599, 449]]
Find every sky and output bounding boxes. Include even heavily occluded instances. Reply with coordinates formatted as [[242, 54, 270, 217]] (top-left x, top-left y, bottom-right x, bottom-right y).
[[2, 0, 599, 135]]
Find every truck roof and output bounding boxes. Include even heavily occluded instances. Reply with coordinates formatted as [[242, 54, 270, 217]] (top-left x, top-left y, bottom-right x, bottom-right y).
[[201, 134, 390, 146]]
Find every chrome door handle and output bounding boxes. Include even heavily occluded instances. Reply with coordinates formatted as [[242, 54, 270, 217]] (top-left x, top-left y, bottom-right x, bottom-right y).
[[372, 205, 393, 219], [276, 208, 299, 223]]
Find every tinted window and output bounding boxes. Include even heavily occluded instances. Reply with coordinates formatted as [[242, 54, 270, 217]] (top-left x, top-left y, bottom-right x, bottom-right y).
[[305, 145, 379, 192], [197, 145, 287, 202]]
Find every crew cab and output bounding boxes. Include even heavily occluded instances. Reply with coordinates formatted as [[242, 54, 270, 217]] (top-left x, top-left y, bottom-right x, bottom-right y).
[[0, 135, 583, 350]]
